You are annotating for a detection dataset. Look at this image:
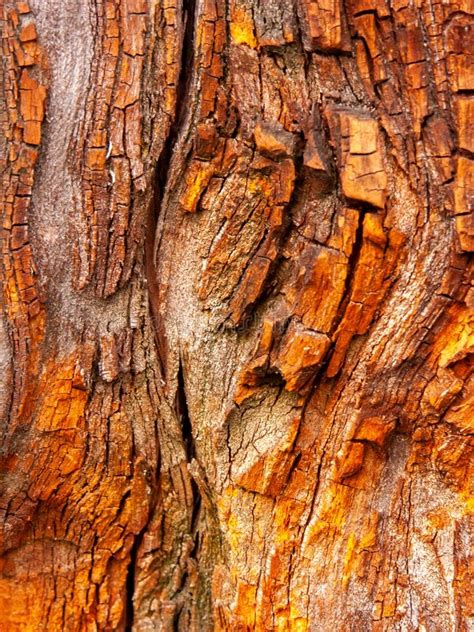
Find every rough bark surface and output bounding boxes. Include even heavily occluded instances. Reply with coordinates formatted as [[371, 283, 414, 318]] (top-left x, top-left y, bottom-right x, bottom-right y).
[[0, 0, 473, 630]]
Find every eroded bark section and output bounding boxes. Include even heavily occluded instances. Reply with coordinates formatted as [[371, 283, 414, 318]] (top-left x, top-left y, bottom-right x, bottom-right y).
[[0, 0, 472, 631]]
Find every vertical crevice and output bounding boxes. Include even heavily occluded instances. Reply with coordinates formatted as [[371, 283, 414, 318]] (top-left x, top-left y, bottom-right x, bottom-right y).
[[123, 453, 161, 632], [140, 0, 200, 624], [176, 358, 195, 464], [144, 0, 197, 376], [124, 528, 141, 632], [176, 357, 203, 532], [153, 0, 198, 212]]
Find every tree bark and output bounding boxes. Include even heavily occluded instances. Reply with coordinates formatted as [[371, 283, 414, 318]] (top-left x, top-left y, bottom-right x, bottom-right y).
[[0, 0, 472, 629]]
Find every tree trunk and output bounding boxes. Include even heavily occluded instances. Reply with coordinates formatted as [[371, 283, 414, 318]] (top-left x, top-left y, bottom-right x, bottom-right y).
[[0, 0, 472, 629]]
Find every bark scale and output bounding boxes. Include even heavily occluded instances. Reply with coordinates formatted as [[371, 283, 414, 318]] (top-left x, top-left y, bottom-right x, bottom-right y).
[[0, 0, 472, 630]]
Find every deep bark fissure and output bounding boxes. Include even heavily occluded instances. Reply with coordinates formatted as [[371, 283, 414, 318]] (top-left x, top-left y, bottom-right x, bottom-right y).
[[145, 0, 197, 373], [176, 358, 195, 465], [124, 522, 147, 632], [154, 0, 197, 200]]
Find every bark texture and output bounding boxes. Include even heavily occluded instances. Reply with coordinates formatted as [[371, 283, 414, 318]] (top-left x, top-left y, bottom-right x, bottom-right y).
[[0, 0, 473, 630]]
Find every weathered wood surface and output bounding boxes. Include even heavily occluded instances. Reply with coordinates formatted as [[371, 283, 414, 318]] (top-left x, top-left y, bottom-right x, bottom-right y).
[[0, 0, 472, 629]]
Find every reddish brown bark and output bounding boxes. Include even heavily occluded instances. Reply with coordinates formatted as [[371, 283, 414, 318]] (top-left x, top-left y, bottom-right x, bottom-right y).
[[0, 0, 472, 630]]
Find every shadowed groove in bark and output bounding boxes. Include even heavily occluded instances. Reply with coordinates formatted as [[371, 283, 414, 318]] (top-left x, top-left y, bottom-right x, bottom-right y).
[[176, 358, 196, 464], [145, 0, 197, 374], [124, 517, 139, 631], [176, 355, 204, 547]]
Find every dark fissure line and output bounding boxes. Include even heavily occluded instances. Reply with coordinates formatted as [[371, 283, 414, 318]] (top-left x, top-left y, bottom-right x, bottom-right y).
[[167, 0, 198, 167], [176, 357, 202, 536], [134, 0, 198, 626], [332, 208, 366, 331], [144, 0, 197, 376], [176, 358, 195, 464], [173, 360, 202, 632], [123, 449, 162, 631], [309, 209, 367, 382], [154, 0, 197, 203], [124, 521, 147, 632]]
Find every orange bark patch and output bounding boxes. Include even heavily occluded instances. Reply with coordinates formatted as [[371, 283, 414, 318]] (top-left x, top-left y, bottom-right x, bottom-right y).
[[234, 415, 300, 496], [340, 114, 387, 209], [230, 5, 257, 49], [353, 416, 396, 449], [35, 356, 88, 433], [299, 0, 351, 52], [179, 160, 215, 213], [275, 321, 330, 391], [254, 120, 296, 159]]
